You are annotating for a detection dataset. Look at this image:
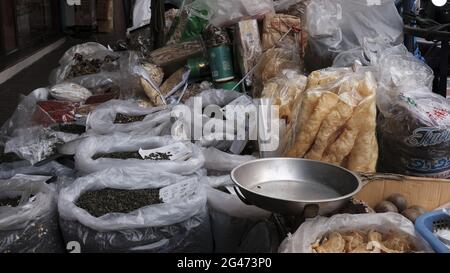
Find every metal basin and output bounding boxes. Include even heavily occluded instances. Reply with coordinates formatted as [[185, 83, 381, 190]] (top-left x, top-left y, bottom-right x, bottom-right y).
[[230, 158, 363, 216]]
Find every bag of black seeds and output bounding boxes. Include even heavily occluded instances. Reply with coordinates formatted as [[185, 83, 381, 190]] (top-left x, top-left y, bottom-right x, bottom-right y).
[[75, 134, 204, 175], [58, 167, 212, 253], [86, 100, 172, 135], [0, 174, 64, 253]]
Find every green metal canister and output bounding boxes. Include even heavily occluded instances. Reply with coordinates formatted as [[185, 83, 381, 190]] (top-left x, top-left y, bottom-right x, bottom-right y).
[[187, 56, 210, 78], [207, 45, 235, 82]]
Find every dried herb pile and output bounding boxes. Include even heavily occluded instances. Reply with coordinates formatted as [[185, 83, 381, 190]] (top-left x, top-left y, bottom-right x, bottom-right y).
[[66, 53, 118, 79], [76, 188, 163, 217], [113, 113, 147, 124], [92, 151, 172, 160]]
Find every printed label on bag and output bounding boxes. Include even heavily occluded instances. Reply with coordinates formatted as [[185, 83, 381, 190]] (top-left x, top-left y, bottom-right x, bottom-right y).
[[138, 142, 192, 161], [160, 178, 198, 203]]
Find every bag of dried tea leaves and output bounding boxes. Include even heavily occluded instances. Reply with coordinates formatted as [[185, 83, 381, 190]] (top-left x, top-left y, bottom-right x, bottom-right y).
[[86, 100, 172, 135], [58, 167, 212, 253], [75, 134, 204, 175], [0, 174, 64, 253]]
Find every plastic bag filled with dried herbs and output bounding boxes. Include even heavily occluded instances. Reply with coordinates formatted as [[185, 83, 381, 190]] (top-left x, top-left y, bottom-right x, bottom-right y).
[[86, 100, 172, 135], [0, 160, 75, 180], [58, 167, 212, 253], [50, 44, 120, 84], [74, 134, 204, 175], [4, 126, 80, 165], [0, 175, 64, 253]]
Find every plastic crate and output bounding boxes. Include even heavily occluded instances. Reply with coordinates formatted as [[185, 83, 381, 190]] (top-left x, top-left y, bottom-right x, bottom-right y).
[[415, 209, 450, 253]]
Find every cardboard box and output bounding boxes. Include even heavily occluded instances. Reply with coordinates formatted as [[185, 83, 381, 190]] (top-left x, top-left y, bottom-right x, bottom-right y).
[[356, 173, 450, 210]]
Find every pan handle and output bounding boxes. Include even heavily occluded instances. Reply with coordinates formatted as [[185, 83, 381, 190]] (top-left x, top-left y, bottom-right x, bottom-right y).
[[357, 172, 407, 186], [234, 187, 252, 206]]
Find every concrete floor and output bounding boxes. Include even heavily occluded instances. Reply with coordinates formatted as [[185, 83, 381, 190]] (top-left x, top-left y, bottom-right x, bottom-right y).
[[0, 35, 118, 126]]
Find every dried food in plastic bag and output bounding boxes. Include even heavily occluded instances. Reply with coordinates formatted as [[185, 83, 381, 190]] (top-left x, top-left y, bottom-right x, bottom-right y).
[[197, 0, 274, 27], [0, 175, 64, 253], [261, 70, 307, 154], [279, 213, 433, 253], [4, 126, 79, 165], [253, 48, 301, 97], [148, 40, 204, 67], [304, 0, 403, 72], [58, 167, 212, 253], [138, 62, 165, 105], [285, 68, 378, 172], [86, 100, 172, 135], [261, 13, 303, 55], [74, 134, 204, 174], [0, 160, 75, 180], [32, 100, 79, 126], [235, 19, 263, 87], [374, 46, 450, 178], [49, 83, 93, 103]]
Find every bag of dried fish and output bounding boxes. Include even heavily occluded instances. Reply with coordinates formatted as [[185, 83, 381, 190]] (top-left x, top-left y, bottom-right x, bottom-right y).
[[86, 100, 172, 135], [0, 175, 64, 253], [279, 213, 433, 253], [75, 134, 204, 175], [58, 167, 212, 253]]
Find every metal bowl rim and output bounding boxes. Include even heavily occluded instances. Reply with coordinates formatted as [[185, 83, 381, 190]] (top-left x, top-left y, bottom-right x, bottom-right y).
[[230, 157, 363, 204]]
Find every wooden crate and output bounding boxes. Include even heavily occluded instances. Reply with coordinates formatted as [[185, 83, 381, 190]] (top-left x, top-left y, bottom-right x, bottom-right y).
[[356, 173, 450, 211]]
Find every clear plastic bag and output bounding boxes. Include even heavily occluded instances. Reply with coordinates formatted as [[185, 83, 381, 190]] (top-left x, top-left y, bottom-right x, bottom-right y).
[[261, 70, 308, 156], [201, 147, 255, 172], [74, 134, 204, 175], [58, 167, 212, 253], [174, 89, 255, 153], [196, 0, 274, 27], [374, 46, 450, 178], [132, 0, 152, 28], [279, 213, 433, 253], [4, 126, 79, 165], [253, 48, 301, 98], [0, 160, 75, 180], [0, 174, 64, 253], [86, 100, 172, 135], [49, 83, 93, 103], [285, 67, 378, 172], [304, 0, 403, 72], [50, 42, 120, 84]]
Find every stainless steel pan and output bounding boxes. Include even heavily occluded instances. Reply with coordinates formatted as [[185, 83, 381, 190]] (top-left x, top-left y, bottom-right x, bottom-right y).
[[231, 158, 366, 216]]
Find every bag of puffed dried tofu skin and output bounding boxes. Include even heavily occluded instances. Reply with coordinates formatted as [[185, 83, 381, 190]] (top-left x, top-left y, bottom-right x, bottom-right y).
[[284, 67, 378, 172]]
